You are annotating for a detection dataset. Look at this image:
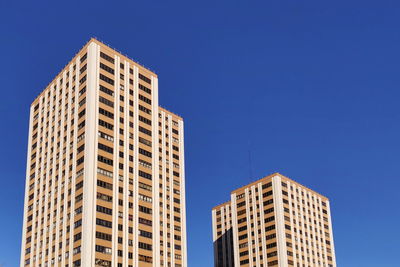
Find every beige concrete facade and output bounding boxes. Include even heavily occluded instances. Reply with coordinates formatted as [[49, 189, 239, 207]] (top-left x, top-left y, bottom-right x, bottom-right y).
[[212, 173, 336, 267], [20, 38, 187, 267]]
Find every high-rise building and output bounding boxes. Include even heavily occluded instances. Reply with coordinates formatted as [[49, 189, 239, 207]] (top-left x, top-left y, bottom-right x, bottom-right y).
[[212, 173, 336, 267], [20, 38, 187, 267]]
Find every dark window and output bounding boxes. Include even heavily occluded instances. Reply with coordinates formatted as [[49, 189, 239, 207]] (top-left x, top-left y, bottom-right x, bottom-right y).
[[139, 170, 152, 180], [80, 53, 87, 63], [96, 218, 112, 228], [139, 126, 152, 136], [139, 115, 151, 126], [100, 63, 114, 75], [98, 155, 113, 166], [139, 148, 152, 158], [139, 73, 151, 84], [139, 94, 151, 105], [96, 205, 113, 215], [139, 105, 151, 115], [100, 74, 114, 86], [99, 108, 114, 119], [138, 84, 151, 94], [100, 52, 114, 64], [99, 85, 114, 96], [99, 96, 114, 108], [99, 119, 113, 130], [97, 180, 113, 190]]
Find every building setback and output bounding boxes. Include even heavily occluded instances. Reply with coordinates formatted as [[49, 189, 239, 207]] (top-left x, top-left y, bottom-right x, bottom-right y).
[[212, 173, 336, 267], [20, 38, 187, 267]]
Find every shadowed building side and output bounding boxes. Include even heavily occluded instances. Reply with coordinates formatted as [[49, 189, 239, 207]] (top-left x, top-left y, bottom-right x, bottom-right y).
[[212, 203, 234, 267]]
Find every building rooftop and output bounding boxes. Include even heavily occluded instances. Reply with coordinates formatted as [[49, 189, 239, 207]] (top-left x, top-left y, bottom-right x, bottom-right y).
[[32, 37, 157, 105], [212, 172, 329, 210]]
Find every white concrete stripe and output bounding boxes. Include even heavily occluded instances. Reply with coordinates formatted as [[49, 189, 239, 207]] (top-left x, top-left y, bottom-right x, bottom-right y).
[[68, 56, 82, 267], [230, 193, 240, 266], [272, 175, 288, 267], [226, 204, 233, 267], [133, 66, 140, 267], [251, 185, 260, 266], [111, 54, 120, 267], [211, 209, 218, 266], [244, 188, 253, 266], [56, 70, 67, 266], [258, 182, 268, 267], [19, 104, 34, 267], [178, 117, 187, 267], [152, 78, 160, 266], [161, 110, 167, 266], [123, 60, 130, 267], [42, 80, 57, 267], [82, 42, 99, 266], [326, 201, 337, 267], [167, 114, 175, 266], [34, 91, 47, 267]]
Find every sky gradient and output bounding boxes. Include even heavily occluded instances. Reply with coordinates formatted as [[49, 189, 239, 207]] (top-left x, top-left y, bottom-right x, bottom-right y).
[[1, 1, 400, 266]]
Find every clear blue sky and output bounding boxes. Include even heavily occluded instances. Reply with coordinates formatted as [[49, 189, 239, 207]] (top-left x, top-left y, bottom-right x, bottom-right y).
[[1, 1, 399, 266]]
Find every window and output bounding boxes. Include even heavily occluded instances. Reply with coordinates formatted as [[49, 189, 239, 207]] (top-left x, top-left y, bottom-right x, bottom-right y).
[[139, 217, 152, 226], [265, 216, 275, 223], [97, 192, 112, 202], [238, 233, 247, 240], [97, 167, 113, 178], [237, 201, 246, 208], [96, 205, 112, 215], [262, 182, 272, 189], [99, 119, 113, 130], [98, 155, 113, 166], [96, 218, 112, 228], [139, 115, 151, 126], [99, 96, 114, 108], [263, 190, 273, 197], [265, 207, 274, 214], [139, 94, 151, 105], [139, 182, 152, 191], [97, 180, 113, 190], [100, 74, 114, 85], [139, 148, 152, 158], [98, 143, 113, 154], [99, 108, 114, 119], [99, 85, 114, 96], [98, 131, 114, 142], [265, 225, 276, 232], [139, 205, 152, 214], [100, 63, 114, 75], [100, 52, 114, 64], [139, 105, 151, 115], [139, 126, 152, 136], [76, 156, 84, 166], [74, 219, 82, 228], [75, 181, 84, 190], [80, 53, 87, 63], [139, 229, 152, 238], [264, 199, 273, 206], [139, 194, 152, 203], [139, 73, 151, 84], [95, 245, 112, 254], [138, 84, 151, 94], [139, 137, 151, 147], [138, 254, 152, 263], [96, 231, 112, 241]]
